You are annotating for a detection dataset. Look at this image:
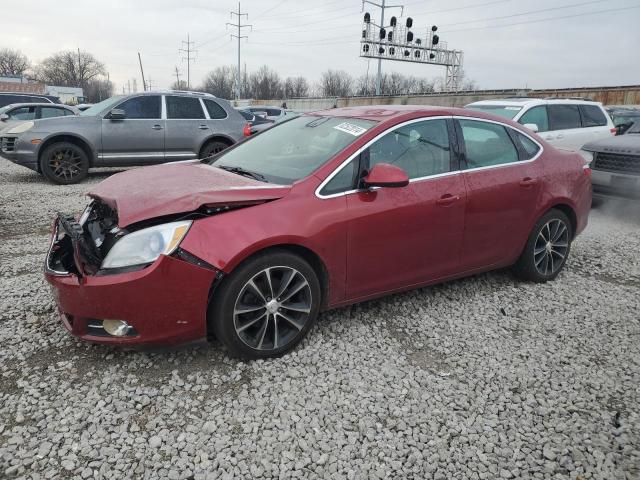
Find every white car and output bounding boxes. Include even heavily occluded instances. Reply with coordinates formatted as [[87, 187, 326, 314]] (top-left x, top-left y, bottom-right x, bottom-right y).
[[465, 98, 616, 152]]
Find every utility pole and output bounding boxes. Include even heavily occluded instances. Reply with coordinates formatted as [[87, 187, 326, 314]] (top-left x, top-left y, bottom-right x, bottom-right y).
[[138, 52, 147, 91], [77, 48, 82, 88], [174, 66, 181, 88], [227, 2, 252, 100], [362, 0, 403, 95], [179, 34, 196, 89]]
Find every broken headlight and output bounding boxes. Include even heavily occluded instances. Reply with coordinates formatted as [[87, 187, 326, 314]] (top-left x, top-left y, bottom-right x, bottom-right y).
[[101, 220, 192, 269]]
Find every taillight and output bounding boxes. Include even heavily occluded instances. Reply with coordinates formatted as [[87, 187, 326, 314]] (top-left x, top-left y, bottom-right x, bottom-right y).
[[610, 127, 617, 136], [243, 123, 252, 137]]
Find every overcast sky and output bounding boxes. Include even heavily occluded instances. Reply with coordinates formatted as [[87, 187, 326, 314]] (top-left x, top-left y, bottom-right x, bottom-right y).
[[4, 0, 640, 93]]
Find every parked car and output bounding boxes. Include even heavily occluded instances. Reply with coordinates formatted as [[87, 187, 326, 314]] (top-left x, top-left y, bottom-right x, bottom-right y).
[[607, 107, 640, 135], [244, 106, 295, 122], [582, 122, 640, 199], [0, 90, 246, 184], [236, 108, 274, 134], [0, 103, 78, 133], [45, 106, 591, 358], [465, 98, 615, 151], [0, 92, 61, 108]]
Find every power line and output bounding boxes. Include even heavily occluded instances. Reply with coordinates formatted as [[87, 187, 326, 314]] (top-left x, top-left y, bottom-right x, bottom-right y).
[[227, 2, 252, 100], [255, 0, 289, 17], [260, 0, 353, 19], [179, 34, 197, 89], [441, 0, 607, 27], [446, 4, 640, 33]]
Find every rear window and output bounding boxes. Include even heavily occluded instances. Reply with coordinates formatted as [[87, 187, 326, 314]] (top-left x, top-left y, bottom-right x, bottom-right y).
[[465, 105, 522, 120], [166, 96, 205, 119], [579, 105, 607, 127], [548, 105, 582, 130]]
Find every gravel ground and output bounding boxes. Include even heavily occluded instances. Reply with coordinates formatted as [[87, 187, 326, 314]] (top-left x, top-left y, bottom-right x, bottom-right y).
[[0, 160, 639, 480]]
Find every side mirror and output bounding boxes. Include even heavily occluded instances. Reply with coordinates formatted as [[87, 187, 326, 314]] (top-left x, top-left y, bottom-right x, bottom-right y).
[[523, 123, 539, 133], [108, 108, 126, 120], [363, 163, 409, 188], [0, 113, 9, 121]]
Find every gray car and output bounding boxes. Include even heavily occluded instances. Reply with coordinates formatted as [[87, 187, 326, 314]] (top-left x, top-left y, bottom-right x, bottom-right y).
[[0, 103, 78, 133], [0, 90, 245, 184]]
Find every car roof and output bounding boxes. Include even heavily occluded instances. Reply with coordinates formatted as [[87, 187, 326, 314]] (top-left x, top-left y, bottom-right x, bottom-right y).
[[2, 102, 72, 108], [467, 97, 603, 107], [308, 105, 473, 121], [137, 90, 217, 98]]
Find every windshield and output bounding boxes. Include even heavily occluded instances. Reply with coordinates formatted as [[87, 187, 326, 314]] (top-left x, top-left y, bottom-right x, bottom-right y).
[[211, 116, 376, 184], [466, 105, 523, 119], [80, 96, 125, 116]]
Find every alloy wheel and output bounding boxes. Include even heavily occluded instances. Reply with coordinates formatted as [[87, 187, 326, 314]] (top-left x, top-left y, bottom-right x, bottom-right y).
[[48, 148, 83, 181], [233, 266, 312, 351], [534, 219, 569, 276]]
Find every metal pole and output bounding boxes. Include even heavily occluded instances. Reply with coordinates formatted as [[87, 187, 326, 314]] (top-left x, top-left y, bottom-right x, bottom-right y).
[[138, 52, 147, 91], [376, 0, 385, 96], [187, 34, 191, 90], [237, 3, 241, 100]]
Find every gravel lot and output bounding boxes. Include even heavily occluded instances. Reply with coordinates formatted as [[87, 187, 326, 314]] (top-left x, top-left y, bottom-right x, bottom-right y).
[[0, 159, 639, 480]]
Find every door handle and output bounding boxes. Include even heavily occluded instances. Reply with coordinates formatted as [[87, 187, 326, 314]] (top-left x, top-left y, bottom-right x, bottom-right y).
[[152, 124, 163, 130], [198, 125, 209, 130], [519, 177, 538, 187], [435, 194, 460, 206]]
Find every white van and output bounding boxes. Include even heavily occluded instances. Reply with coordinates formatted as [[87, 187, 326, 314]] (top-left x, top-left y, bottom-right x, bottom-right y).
[[465, 98, 616, 152]]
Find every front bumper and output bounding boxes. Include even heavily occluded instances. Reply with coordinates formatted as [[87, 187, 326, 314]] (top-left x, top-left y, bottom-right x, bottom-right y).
[[44, 219, 218, 346], [592, 169, 640, 199], [1, 133, 41, 171]]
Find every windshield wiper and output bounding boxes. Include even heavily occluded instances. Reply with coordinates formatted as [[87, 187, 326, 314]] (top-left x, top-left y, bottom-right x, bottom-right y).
[[217, 165, 267, 182]]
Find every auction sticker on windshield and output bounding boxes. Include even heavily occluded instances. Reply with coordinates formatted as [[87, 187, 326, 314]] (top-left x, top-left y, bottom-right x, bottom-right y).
[[334, 122, 368, 136]]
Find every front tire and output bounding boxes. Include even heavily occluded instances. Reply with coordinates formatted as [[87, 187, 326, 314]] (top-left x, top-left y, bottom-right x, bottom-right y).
[[209, 250, 321, 359], [514, 209, 573, 282], [39, 142, 89, 185]]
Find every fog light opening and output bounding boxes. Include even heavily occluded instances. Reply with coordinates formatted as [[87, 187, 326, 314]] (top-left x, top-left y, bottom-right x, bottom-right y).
[[103, 319, 131, 337]]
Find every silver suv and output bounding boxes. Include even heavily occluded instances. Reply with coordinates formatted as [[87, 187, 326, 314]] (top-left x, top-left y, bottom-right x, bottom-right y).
[[0, 91, 246, 184]]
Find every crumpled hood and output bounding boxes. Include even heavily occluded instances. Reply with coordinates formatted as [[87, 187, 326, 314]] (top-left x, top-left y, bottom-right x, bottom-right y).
[[583, 134, 640, 156], [88, 161, 290, 227]]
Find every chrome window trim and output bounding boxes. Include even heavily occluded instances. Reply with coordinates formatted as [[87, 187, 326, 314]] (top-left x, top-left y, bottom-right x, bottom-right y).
[[315, 115, 544, 200]]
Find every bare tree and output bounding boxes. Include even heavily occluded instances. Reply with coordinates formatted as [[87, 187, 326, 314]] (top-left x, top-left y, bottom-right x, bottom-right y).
[[0, 48, 30, 76], [248, 66, 283, 100], [35, 50, 106, 88], [171, 79, 189, 90], [318, 70, 352, 97], [83, 78, 114, 103], [284, 76, 309, 98], [200, 66, 235, 99]]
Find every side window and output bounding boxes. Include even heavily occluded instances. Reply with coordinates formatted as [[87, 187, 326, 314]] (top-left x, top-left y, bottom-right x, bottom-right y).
[[548, 104, 581, 131], [40, 107, 67, 119], [10, 106, 36, 120], [115, 95, 161, 119], [368, 119, 451, 179], [203, 99, 227, 119], [579, 105, 607, 127], [320, 159, 359, 196], [266, 108, 281, 116], [514, 131, 540, 160], [166, 96, 205, 119], [518, 106, 549, 132], [63, 108, 76, 116], [459, 119, 519, 168]]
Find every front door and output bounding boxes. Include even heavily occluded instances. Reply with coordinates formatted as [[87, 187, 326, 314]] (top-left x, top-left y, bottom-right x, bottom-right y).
[[456, 118, 543, 270], [100, 95, 164, 165], [344, 118, 466, 300]]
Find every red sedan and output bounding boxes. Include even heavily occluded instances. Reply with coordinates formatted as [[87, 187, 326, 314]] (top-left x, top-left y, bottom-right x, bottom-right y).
[[45, 106, 591, 358]]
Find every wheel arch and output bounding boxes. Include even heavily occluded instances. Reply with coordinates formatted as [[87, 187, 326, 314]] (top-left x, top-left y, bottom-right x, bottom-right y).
[[198, 135, 235, 158], [545, 202, 578, 239], [37, 134, 95, 171]]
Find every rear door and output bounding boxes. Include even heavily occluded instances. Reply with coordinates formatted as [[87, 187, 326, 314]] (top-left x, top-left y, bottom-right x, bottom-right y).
[[546, 104, 584, 151], [100, 95, 164, 164], [456, 118, 543, 270], [164, 95, 208, 161], [343, 117, 466, 299], [579, 104, 613, 143]]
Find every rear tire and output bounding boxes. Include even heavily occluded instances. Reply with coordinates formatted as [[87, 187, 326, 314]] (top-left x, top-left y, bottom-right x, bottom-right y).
[[209, 250, 321, 359], [39, 142, 89, 185], [514, 209, 573, 282], [199, 140, 230, 160]]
